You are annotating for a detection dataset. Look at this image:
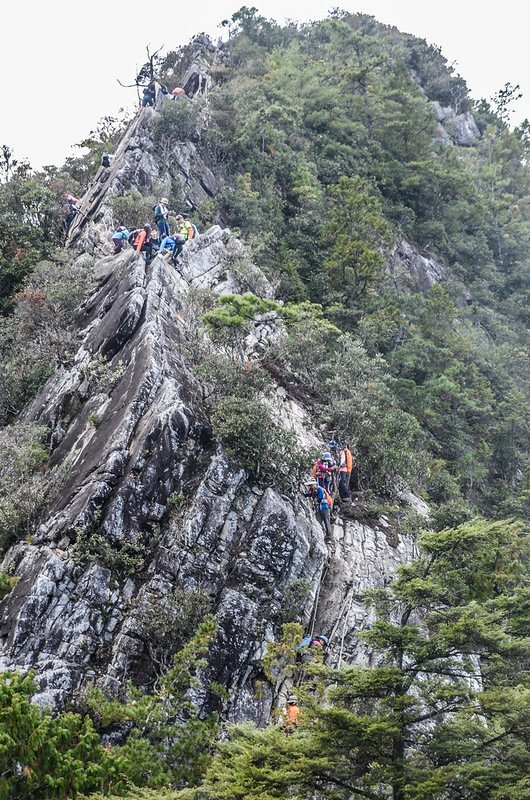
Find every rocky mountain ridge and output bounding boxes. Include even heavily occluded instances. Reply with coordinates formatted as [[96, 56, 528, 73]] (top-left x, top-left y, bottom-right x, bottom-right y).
[[0, 36, 433, 718]]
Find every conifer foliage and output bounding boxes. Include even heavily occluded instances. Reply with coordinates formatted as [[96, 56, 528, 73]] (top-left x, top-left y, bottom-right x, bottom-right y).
[[201, 519, 530, 800]]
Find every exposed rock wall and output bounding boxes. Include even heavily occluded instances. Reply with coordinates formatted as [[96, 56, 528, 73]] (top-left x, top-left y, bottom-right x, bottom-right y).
[[0, 234, 420, 715]]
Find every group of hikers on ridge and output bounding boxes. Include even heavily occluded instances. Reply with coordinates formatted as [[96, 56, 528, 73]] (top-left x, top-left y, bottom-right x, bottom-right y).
[[111, 198, 198, 264], [141, 80, 187, 110], [305, 442, 353, 540], [64, 191, 198, 264]]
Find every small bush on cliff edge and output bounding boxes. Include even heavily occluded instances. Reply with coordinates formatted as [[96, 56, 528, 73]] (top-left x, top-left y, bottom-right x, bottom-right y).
[[0, 423, 49, 553], [152, 99, 202, 150], [211, 395, 310, 485]]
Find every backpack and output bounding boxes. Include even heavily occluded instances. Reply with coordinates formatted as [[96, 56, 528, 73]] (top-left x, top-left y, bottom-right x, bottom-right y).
[[153, 204, 163, 222], [101, 153, 111, 168], [320, 486, 333, 509], [128, 229, 140, 246], [184, 221, 199, 239]]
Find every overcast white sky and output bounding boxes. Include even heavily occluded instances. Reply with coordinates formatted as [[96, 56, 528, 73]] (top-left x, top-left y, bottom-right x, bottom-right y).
[[3, 1, 528, 169]]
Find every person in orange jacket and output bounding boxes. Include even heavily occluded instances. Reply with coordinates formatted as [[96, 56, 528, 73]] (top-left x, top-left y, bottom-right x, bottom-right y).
[[283, 694, 300, 732], [134, 224, 158, 263], [338, 444, 353, 501], [134, 225, 149, 251]]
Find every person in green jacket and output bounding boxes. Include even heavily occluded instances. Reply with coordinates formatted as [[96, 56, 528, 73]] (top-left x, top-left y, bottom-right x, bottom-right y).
[[175, 214, 196, 241]]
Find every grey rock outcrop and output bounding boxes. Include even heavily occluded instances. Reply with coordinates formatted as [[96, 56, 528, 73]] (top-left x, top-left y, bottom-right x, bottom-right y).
[[0, 235, 420, 715], [388, 239, 445, 292], [431, 100, 481, 146]]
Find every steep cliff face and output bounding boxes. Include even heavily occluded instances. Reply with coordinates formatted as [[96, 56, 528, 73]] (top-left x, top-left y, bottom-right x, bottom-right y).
[[0, 39, 426, 717]]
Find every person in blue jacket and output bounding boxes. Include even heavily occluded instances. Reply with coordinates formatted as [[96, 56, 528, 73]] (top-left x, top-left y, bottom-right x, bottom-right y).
[[305, 478, 333, 540], [159, 233, 186, 265], [141, 82, 156, 107], [112, 225, 130, 254]]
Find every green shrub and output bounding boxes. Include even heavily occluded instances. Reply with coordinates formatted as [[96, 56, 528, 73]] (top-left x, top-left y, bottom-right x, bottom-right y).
[[71, 527, 158, 575], [82, 617, 220, 790], [275, 579, 312, 623], [166, 492, 186, 512], [0, 423, 49, 552], [211, 396, 311, 486], [0, 620, 220, 798], [203, 292, 281, 358], [0, 571, 11, 601], [152, 99, 202, 149], [136, 586, 213, 672], [199, 353, 274, 403], [0, 672, 121, 800], [110, 189, 156, 231], [0, 256, 94, 423]]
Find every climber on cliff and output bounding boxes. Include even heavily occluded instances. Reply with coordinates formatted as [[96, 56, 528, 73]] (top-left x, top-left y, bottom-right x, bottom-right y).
[[305, 478, 333, 540], [64, 193, 80, 234], [111, 225, 130, 254], [133, 225, 149, 252], [134, 224, 158, 263], [175, 214, 197, 242], [313, 452, 336, 493], [296, 633, 329, 664], [147, 229, 160, 262], [283, 694, 300, 732], [171, 86, 187, 99], [338, 444, 353, 502], [167, 215, 197, 265], [141, 82, 156, 107], [153, 198, 174, 239], [159, 233, 187, 265]]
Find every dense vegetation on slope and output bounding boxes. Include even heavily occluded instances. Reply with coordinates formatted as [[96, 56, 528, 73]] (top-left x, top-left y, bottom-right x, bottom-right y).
[[182, 8, 529, 522], [0, 117, 128, 312]]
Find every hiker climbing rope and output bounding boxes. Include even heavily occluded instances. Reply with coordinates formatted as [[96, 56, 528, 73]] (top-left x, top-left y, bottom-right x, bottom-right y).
[[304, 479, 333, 540]]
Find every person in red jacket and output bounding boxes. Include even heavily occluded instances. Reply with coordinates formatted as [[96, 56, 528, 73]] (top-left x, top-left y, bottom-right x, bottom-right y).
[[312, 451, 336, 492]]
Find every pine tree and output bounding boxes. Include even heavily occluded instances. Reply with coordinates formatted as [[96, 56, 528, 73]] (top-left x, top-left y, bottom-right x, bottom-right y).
[[199, 519, 530, 800]]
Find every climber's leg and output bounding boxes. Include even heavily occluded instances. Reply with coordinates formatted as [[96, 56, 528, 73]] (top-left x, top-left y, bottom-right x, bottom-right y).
[[317, 509, 333, 540]]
